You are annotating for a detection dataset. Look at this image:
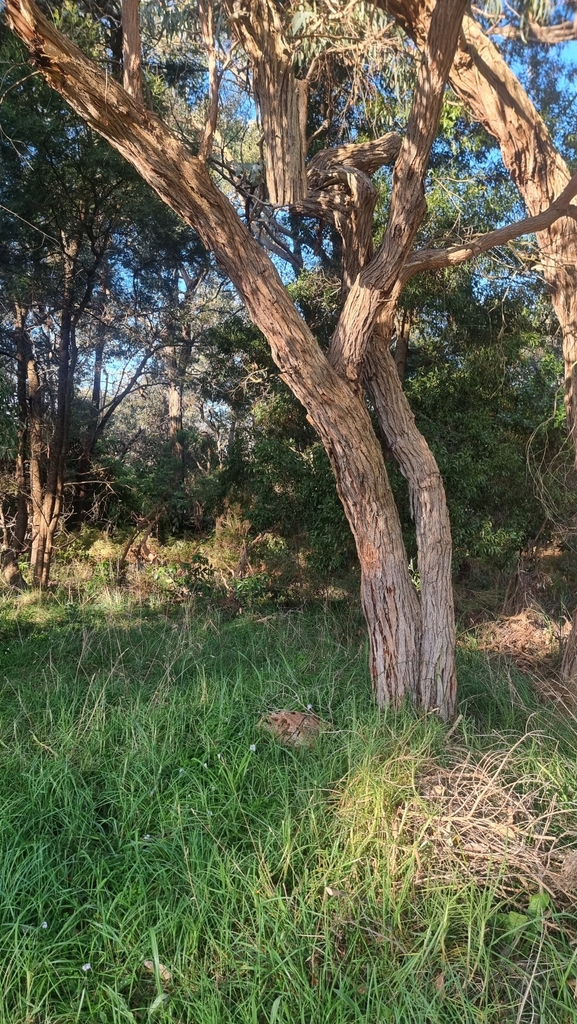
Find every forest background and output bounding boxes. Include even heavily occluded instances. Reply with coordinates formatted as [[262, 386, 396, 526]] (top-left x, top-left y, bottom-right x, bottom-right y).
[[1, 0, 575, 619], [2, 1, 577, 1020]]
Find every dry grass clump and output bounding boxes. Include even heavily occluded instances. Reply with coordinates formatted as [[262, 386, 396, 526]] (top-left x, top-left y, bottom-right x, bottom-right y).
[[336, 739, 577, 906], [475, 609, 567, 674], [396, 747, 577, 900]]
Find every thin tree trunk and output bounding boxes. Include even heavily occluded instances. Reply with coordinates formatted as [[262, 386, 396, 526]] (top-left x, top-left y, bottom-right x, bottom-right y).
[[0, 307, 32, 590], [122, 0, 143, 104], [27, 340, 43, 581], [166, 346, 185, 479], [31, 249, 78, 587], [1, 308, 30, 589], [71, 334, 104, 525]]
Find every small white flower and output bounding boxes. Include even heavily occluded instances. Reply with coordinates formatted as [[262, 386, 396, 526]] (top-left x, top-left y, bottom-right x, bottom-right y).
[[307, 704, 313, 711], [249, 744, 256, 752], [217, 753, 222, 760], [143, 834, 151, 841], [203, 762, 208, 769], [81, 963, 91, 972], [40, 921, 48, 929]]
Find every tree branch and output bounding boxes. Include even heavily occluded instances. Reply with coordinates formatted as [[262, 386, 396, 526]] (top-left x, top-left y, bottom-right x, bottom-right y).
[[482, 12, 577, 44], [402, 178, 577, 281], [221, 0, 308, 203], [328, 0, 468, 386]]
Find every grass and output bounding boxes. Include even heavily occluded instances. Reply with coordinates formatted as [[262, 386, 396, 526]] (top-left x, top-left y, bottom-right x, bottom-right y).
[[1, 591, 577, 1022]]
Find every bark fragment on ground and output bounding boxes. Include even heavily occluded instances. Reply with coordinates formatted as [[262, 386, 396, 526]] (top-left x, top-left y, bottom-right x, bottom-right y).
[[258, 710, 330, 747]]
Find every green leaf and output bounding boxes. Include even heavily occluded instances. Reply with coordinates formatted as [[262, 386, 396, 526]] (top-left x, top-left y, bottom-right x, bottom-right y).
[[528, 892, 551, 916]]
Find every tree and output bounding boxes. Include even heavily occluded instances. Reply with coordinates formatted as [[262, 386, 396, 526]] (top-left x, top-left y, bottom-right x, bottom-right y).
[[372, 0, 577, 679], [5, 0, 577, 715], [0, 36, 210, 583]]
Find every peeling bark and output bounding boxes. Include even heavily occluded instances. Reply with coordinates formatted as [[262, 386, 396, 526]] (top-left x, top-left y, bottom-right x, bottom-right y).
[[4, 0, 425, 700], [374, 0, 577, 687], [121, 0, 143, 104], [223, 0, 307, 203], [366, 323, 455, 713], [8, 0, 554, 716]]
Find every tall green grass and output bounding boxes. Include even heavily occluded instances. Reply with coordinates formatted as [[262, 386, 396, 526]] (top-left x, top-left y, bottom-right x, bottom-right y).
[[1, 593, 577, 1022]]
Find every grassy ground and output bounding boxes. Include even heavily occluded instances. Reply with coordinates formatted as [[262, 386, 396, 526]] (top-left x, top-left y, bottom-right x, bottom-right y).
[[1, 591, 577, 1022]]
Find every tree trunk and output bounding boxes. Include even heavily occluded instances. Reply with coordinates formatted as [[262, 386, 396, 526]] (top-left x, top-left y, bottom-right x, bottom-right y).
[[71, 335, 105, 525], [223, 0, 308, 204], [122, 0, 143, 104], [1, 308, 31, 590], [377, 0, 577, 687], [27, 340, 44, 582], [166, 346, 185, 479], [5, 0, 469, 714], [365, 324, 456, 714], [31, 251, 78, 587]]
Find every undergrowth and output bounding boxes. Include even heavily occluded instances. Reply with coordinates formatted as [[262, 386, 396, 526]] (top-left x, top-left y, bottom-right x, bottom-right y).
[[1, 592, 577, 1022]]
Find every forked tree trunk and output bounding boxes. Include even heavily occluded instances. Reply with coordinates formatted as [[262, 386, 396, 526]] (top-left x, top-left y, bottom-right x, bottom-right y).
[[365, 327, 455, 712], [378, 0, 577, 686], [223, 0, 308, 204], [5, 0, 470, 717]]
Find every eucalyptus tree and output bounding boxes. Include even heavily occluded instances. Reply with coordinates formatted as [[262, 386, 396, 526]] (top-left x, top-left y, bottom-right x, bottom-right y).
[[5, 0, 577, 714], [0, 33, 209, 583]]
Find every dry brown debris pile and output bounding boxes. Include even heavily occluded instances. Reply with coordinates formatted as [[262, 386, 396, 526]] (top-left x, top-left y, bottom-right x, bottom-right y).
[[475, 610, 569, 674], [258, 710, 329, 747], [395, 750, 577, 900]]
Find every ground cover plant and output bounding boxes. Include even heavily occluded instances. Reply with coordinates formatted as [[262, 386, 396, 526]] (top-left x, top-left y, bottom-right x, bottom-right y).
[[1, 593, 577, 1022]]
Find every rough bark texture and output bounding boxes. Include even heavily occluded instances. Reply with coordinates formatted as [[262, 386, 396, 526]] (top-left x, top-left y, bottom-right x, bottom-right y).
[[375, 0, 577, 687], [223, 0, 307, 204], [328, 0, 468, 388], [4, 0, 427, 700], [366, 323, 456, 712], [377, 0, 577, 451], [121, 0, 143, 104]]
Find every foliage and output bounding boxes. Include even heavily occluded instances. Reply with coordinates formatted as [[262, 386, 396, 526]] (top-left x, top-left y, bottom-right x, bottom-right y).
[[401, 270, 564, 566], [0, 598, 577, 1021]]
